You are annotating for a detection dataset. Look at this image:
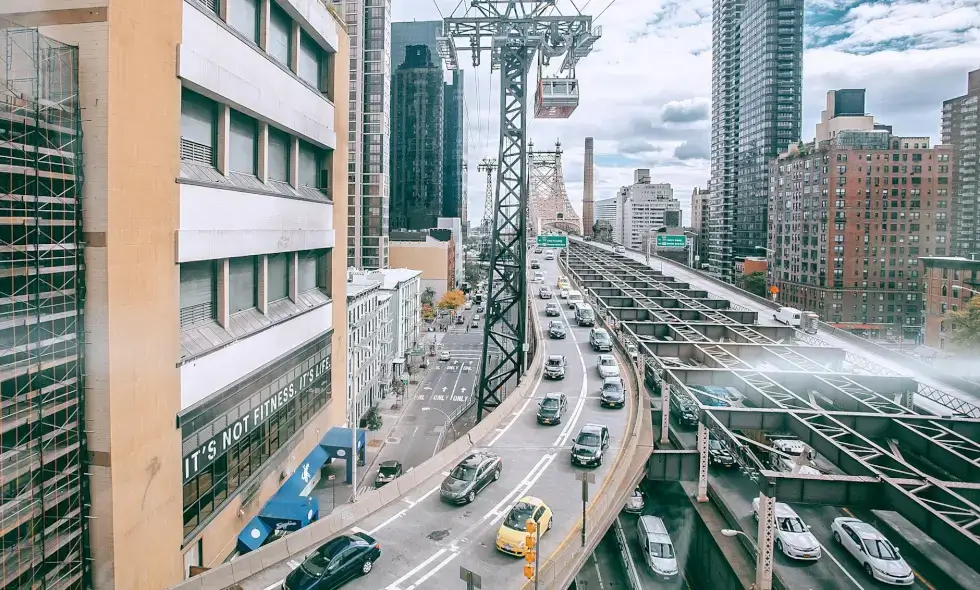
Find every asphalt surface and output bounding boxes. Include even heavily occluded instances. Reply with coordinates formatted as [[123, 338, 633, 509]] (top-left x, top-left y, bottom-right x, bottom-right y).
[[622, 481, 694, 590], [242, 255, 633, 590], [573, 528, 632, 590]]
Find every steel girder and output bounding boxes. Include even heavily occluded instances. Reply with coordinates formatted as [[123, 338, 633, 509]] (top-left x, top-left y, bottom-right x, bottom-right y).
[[477, 158, 497, 261], [528, 142, 582, 236]]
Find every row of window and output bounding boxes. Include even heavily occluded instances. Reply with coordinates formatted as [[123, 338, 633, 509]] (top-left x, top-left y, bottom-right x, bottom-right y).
[[179, 250, 328, 329]]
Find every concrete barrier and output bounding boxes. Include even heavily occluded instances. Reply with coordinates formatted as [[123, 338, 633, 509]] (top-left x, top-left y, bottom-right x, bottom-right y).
[[169, 299, 545, 590]]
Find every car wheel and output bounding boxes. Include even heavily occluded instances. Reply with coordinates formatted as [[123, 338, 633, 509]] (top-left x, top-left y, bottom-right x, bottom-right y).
[[832, 531, 841, 545], [863, 563, 874, 578], [467, 491, 476, 503], [546, 517, 552, 532], [752, 510, 758, 521], [362, 559, 373, 575], [493, 468, 501, 481], [775, 539, 783, 554]]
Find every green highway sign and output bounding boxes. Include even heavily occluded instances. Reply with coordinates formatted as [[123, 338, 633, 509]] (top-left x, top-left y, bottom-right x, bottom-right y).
[[656, 235, 687, 249], [537, 235, 568, 247]]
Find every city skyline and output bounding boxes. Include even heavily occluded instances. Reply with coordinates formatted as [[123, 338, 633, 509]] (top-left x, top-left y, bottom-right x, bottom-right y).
[[396, 1, 980, 226]]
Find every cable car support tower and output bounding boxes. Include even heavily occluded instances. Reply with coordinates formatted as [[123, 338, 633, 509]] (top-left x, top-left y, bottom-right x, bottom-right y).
[[440, 1, 600, 421]]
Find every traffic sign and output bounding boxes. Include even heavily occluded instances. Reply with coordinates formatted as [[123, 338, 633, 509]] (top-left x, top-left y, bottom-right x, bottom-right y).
[[536, 235, 568, 247], [655, 235, 687, 249]]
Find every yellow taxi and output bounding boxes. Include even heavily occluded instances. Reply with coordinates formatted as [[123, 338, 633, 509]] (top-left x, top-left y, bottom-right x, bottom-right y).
[[495, 496, 554, 556], [557, 276, 569, 289]]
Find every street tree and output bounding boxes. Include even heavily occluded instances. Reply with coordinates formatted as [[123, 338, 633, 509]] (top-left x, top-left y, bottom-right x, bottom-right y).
[[421, 303, 436, 321], [464, 261, 483, 287], [945, 295, 980, 351], [438, 289, 466, 311], [743, 271, 768, 298], [421, 286, 436, 306]]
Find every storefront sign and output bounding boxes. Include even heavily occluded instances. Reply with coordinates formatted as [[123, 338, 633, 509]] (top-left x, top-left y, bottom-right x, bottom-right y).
[[182, 356, 330, 482]]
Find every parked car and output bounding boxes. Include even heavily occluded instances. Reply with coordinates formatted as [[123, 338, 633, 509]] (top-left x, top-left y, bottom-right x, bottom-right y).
[[545, 302, 562, 316], [597, 354, 620, 378], [537, 392, 567, 425], [539, 286, 553, 299], [571, 423, 609, 467], [440, 452, 503, 504], [545, 354, 567, 379], [548, 320, 566, 339], [374, 460, 403, 488], [624, 487, 645, 514], [599, 377, 626, 409], [831, 517, 913, 585], [753, 499, 821, 561], [283, 532, 381, 590]]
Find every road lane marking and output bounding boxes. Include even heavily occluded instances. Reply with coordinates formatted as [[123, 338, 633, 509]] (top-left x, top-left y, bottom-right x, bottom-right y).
[[405, 550, 461, 589], [368, 509, 408, 535], [591, 551, 606, 589], [818, 538, 866, 590], [385, 548, 449, 590]]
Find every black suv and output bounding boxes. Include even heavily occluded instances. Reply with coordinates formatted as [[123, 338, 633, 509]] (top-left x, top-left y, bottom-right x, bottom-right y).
[[599, 377, 626, 409], [537, 392, 567, 425], [708, 437, 736, 468], [548, 320, 566, 339], [374, 460, 403, 488], [545, 354, 567, 379], [589, 328, 613, 352], [670, 392, 699, 427], [440, 452, 503, 504], [571, 423, 609, 467]]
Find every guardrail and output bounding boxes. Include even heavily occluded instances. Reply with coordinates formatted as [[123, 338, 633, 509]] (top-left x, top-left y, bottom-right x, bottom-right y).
[[572, 238, 980, 417], [171, 300, 543, 590], [611, 516, 641, 590]]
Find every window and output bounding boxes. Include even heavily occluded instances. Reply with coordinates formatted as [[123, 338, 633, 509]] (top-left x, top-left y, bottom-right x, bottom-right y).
[[229, 111, 258, 175], [180, 89, 216, 165], [228, 0, 260, 44], [268, 128, 291, 183], [229, 256, 258, 313], [268, 4, 292, 67], [180, 261, 216, 328], [298, 250, 320, 292], [268, 253, 290, 302], [299, 141, 329, 190], [298, 33, 322, 89]]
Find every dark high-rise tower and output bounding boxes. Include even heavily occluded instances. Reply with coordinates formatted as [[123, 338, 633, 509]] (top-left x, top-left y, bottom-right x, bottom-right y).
[[391, 45, 445, 230], [733, 0, 804, 265]]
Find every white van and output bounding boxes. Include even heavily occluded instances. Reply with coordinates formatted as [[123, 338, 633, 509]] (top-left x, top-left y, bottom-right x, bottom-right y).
[[637, 515, 678, 578], [567, 290, 584, 309], [574, 303, 595, 326], [773, 306, 802, 327]]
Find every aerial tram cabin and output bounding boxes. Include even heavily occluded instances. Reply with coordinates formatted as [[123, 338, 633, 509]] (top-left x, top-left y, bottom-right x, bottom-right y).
[[534, 76, 579, 119]]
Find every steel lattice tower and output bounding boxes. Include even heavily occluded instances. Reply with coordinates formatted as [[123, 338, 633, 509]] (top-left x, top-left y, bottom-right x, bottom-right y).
[[528, 139, 582, 236], [477, 157, 497, 261], [440, 1, 600, 420]]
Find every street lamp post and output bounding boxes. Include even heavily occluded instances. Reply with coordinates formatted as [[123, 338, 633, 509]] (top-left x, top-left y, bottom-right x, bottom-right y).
[[422, 406, 458, 446]]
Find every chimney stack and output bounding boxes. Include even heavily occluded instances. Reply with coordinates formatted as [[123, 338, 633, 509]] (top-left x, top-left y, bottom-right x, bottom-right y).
[[583, 137, 594, 237]]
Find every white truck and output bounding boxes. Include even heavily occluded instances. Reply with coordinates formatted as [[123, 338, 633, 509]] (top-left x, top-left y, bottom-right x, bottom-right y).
[[773, 306, 802, 327]]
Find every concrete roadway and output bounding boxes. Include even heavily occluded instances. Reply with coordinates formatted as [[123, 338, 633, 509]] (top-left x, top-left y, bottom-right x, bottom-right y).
[[572, 528, 632, 590], [671, 420, 936, 590], [355, 324, 483, 495], [578, 238, 979, 407], [241, 255, 632, 590]]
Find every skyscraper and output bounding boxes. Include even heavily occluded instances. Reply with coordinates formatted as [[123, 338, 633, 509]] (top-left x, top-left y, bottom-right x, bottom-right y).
[[336, 0, 392, 270], [942, 68, 980, 258], [391, 45, 445, 230], [708, 0, 803, 281]]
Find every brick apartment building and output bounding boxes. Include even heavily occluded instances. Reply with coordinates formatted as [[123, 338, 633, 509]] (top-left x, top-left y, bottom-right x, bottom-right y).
[[921, 256, 980, 350], [768, 119, 952, 338]]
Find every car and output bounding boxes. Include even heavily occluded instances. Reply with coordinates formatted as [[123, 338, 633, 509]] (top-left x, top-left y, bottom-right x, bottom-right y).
[[571, 423, 609, 467], [456, 315, 465, 324], [831, 517, 913, 585], [545, 302, 562, 316], [530, 259, 541, 269], [615, 245, 626, 253], [752, 498, 821, 561], [439, 350, 451, 361], [282, 532, 381, 590], [599, 377, 626, 409], [544, 354, 567, 379], [465, 301, 473, 310], [537, 392, 567, 425], [471, 319, 480, 328], [531, 272, 544, 283], [625, 342, 639, 361], [597, 354, 620, 378], [544, 251, 555, 261], [548, 320, 566, 339], [707, 437, 735, 468], [476, 305, 485, 313], [624, 487, 645, 514], [440, 451, 503, 504], [590, 328, 613, 352], [559, 287, 570, 299], [670, 393, 699, 428], [534, 248, 543, 254], [472, 314, 481, 322], [374, 460, 403, 488], [539, 286, 553, 299], [496, 496, 554, 556]]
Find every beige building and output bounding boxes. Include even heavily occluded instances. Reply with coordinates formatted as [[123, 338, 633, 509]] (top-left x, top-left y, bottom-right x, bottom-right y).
[[0, 1, 349, 588], [390, 230, 456, 300]]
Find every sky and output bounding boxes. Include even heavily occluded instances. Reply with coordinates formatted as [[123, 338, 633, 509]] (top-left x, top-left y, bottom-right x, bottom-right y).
[[391, 0, 980, 226]]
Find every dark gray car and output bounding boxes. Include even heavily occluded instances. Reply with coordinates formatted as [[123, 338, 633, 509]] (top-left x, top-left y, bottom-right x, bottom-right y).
[[440, 452, 503, 504]]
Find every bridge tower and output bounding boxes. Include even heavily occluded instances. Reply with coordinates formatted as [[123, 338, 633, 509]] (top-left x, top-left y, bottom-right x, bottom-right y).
[[529, 139, 582, 236], [440, 1, 600, 420], [477, 157, 497, 261]]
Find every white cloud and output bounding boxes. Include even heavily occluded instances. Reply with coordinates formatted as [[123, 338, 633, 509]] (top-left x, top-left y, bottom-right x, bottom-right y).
[[392, 0, 980, 227]]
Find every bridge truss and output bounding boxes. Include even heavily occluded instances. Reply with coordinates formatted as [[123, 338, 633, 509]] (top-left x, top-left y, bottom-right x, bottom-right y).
[[528, 140, 582, 236]]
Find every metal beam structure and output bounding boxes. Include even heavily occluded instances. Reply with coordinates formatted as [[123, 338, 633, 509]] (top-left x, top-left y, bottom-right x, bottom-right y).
[[476, 157, 497, 261], [528, 139, 582, 236], [441, 1, 599, 421], [565, 241, 980, 579]]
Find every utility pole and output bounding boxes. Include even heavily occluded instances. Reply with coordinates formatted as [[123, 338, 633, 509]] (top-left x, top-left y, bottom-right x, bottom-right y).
[[477, 158, 497, 262], [440, 0, 601, 422]]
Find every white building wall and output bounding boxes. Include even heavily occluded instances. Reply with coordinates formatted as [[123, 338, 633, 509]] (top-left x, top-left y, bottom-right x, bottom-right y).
[[347, 284, 383, 419], [620, 180, 681, 250], [438, 217, 464, 287]]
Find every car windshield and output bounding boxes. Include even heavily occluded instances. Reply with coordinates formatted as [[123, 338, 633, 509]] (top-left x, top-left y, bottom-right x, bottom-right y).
[[379, 464, 400, 476], [603, 382, 622, 393], [778, 517, 806, 533], [863, 538, 899, 560], [550, 322, 563, 329], [547, 358, 562, 366], [449, 464, 478, 481], [577, 432, 600, 446], [600, 358, 615, 366], [541, 398, 561, 409], [708, 439, 724, 451], [649, 542, 675, 559], [504, 503, 536, 530], [594, 332, 609, 341], [303, 538, 350, 575]]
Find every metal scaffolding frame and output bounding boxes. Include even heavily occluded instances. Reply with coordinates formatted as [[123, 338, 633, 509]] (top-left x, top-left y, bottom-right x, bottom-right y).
[[0, 19, 91, 590], [527, 139, 581, 236], [476, 157, 497, 262], [565, 241, 980, 583]]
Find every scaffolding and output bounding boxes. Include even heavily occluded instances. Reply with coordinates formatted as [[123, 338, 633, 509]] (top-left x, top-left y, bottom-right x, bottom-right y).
[[1, 18, 91, 590]]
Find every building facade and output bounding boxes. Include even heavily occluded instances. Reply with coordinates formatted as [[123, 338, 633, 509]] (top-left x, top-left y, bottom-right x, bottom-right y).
[[347, 281, 384, 421], [438, 216, 465, 288], [593, 197, 621, 244], [619, 170, 682, 251], [390, 230, 456, 300], [768, 131, 952, 338], [921, 257, 980, 351], [691, 186, 710, 268], [735, 0, 804, 266], [349, 268, 421, 373], [707, 0, 743, 280], [942, 68, 980, 258], [334, 0, 391, 270], [1, 0, 350, 586]]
